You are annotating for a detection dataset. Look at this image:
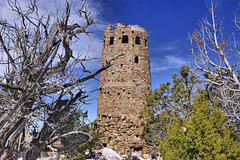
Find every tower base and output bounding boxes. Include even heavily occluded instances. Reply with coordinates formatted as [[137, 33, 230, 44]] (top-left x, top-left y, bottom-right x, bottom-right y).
[[95, 115, 150, 156]]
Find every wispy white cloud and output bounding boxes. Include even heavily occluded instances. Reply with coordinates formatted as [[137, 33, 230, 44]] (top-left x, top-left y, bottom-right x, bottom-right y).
[[151, 55, 188, 72], [0, 0, 105, 72], [152, 39, 187, 53], [150, 38, 189, 72], [166, 55, 187, 66]]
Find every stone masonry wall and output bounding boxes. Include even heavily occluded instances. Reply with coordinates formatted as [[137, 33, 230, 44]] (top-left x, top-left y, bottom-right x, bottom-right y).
[[96, 23, 151, 155], [95, 115, 149, 156]]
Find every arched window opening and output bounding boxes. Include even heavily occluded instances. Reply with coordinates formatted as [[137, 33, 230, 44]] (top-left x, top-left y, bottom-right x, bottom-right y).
[[134, 56, 139, 63]]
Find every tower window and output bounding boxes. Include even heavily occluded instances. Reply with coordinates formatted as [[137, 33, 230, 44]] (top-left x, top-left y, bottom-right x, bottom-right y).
[[110, 37, 114, 45], [122, 35, 128, 43], [135, 36, 140, 44], [145, 39, 148, 47], [134, 56, 139, 63]]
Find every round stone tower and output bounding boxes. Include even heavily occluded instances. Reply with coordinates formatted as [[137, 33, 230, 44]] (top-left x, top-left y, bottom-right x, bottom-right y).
[[96, 23, 151, 155]]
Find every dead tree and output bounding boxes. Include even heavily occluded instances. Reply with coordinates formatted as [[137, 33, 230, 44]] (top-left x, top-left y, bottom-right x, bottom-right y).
[[0, 0, 115, 159], [189, 1, 240, 134]]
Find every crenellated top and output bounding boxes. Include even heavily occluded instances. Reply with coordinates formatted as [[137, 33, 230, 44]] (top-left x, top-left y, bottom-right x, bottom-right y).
[[106, 23, 147, 32], [102, 23, 148, 49]]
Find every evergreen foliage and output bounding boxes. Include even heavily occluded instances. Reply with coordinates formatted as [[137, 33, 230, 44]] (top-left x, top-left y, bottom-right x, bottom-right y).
[[141, 65, 201, 145], [142, 65, 240, 159], [158, 94, 240, 160], [59, 111, 98, 159]]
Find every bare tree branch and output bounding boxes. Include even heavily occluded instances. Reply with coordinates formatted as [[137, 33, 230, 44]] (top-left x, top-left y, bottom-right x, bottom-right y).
[[190, 1, 240, 134], [0, 0, 117, 159]]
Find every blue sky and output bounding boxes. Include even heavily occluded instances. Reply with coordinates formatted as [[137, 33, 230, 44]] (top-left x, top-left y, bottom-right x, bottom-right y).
[[0, 0, 239, 121], [91, 0, 239, 87], [83, 0, 240, 121], [86, 0, 240, 121]]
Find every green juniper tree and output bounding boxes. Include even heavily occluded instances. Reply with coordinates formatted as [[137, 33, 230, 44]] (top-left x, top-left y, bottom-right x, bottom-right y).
[[141, 65, 240, 159], [158, 94, 240, 160], [141, 65, 201, 146], [56, 110, 98, 160]]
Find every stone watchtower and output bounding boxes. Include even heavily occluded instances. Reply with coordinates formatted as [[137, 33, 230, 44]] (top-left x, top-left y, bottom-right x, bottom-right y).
[[96, 23, 151, 155]]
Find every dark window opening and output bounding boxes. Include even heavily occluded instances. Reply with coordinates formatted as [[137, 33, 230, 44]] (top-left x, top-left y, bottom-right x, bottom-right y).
[[148, 87, 150, 90], [110, 37, 114, 45], [136, 36, 140, 44], [102, 115, 107, 118], [134, 146, 143, 151], [118, 93, 120, 95], [103, 40, 105, 46], [112, 72, 114, 74], [145, 39, 148, 47], [134, 56, 139, 63], [132, 31, 134, 34], [100, 88, 102, 91], [120, 64, 123, 66], [107, 91, 110, 94], [122, 35, 128, 43]]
